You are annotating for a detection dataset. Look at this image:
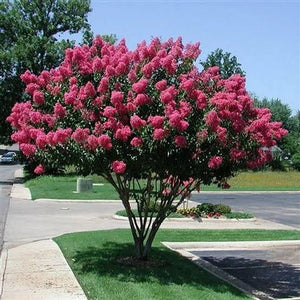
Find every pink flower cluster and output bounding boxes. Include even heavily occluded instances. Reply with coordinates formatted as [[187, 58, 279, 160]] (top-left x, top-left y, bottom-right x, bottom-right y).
[[7, 36, 287, 177]]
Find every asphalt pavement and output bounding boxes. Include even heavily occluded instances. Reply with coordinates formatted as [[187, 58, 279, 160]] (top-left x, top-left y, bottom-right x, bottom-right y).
[[0, 164, 21, 253]]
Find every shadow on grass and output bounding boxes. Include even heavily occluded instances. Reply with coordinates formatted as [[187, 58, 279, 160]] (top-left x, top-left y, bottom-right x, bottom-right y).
[[72, 241, 248, 297]]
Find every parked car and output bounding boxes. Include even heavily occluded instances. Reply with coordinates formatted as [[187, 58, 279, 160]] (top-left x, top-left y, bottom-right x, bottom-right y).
[[0, 152, 17, 164]]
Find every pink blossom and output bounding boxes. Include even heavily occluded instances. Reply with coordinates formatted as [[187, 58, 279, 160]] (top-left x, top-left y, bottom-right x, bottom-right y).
[[105, 65, 115, 76], [103, 106, 117, 118], [126, 102, 137, 112], [160, 90, 173, 104], [34, 164, 45, 175], [133, 94, 150, 106], [160, 86, 177, 104], [153, 128, 165, 140], [21, 70, 37, 84], [132, 79, 148, 94], [36, 133, 47, 149], [25, 83, 40, 95], [92, 56, 103, 72], [111, 160, 126, 174], [54, 102, 66, 118], [97, 77, 109, 93], [130, 137, 143, 147], [180, 78, 194, 93], [174, 136, 187, 148], [84, 81, 96, 97], [71, 128, 89, 144], [128, 69, 137, 83], [33, 90, 45, 105], [98, 135, 112, 149], [169, 112, 189, 132], [148, 116, 165, 128], [208, 156, 223, 169], [115, 62, 127, 75], [64, 90, 77, 105], [53, 128, 72, 144], [11, 131, 30, 144], [179, 101, 192, 118], [216, 126, 227, 144], [30, 111, 43, 124], [92, 96, 104, 107], [205, 110, 220, 131], [141, 63, 153, 78], [130, 115, 146, 129], [162, 188, 171, 196], [20, 143, 36, 157], [115, 126, 132, 141], [230, 149, 246, 162], [195, 90, 207, 110], [87, 135, 99, 150], [111, 91, 123, 106], [155, 80, 167, 91]]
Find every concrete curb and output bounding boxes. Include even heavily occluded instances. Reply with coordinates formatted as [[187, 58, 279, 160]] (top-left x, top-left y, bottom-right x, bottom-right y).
[[162, 240, 300, 250], [113, 214, 257, 223], [0, 248, 8, 298], [191, 190, 300, 194]]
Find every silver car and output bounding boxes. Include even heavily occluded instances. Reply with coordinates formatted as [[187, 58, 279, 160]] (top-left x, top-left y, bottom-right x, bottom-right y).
[[0, 152, 17, 164]]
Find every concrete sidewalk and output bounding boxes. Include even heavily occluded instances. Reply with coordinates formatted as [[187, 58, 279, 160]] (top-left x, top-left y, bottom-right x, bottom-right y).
[[0, 171, 299, 299]]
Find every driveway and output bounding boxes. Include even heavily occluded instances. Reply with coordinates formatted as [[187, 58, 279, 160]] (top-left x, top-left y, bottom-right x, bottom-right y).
[[191, 192, 300, 228]]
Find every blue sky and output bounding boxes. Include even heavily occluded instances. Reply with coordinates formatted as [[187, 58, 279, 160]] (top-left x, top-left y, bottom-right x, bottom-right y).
[[77, 0, 300, 114]]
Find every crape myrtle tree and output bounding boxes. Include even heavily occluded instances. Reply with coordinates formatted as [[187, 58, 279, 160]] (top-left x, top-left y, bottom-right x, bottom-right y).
[[7, 37, 287, 260]]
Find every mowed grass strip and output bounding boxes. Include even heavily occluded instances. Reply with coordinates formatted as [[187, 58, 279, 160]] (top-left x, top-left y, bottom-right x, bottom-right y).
[[54, 229, 300, 300], [25, 171, 300, 200], [26, 175, 119, 200], [202, 171, 300, 191]]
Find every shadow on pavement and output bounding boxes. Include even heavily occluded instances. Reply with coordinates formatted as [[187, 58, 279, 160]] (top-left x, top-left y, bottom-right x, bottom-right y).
[[201, 254, 300, 299]]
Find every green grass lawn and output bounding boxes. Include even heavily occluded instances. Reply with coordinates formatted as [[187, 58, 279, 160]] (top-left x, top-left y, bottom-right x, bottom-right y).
[[25, 171, 300, 200], [54, 229, 300, 300], [25, 175, 119, 200], [213, 171, 300, 191]]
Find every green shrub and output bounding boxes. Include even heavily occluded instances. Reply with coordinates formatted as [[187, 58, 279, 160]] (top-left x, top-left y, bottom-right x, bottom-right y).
[[214, 204, 231, 214], [292, 152, 300, 171], [197, 203, 215, 214], [267, 157, 286, 171]]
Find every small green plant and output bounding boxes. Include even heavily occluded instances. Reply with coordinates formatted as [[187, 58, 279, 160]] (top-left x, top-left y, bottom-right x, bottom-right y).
[[214, 203, 231, 214], [224, 212, 253, 219], [197, 203, 215, 214]]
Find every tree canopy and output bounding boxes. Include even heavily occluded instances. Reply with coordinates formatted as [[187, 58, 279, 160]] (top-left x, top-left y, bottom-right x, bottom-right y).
[[8, 37, 287, 259], [200, 48, 245, 79], [0, 0, 91, 144]]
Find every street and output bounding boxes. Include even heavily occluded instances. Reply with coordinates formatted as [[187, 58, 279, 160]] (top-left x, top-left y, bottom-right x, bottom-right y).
[[191, 192, 300, 228], [0, 164, 21, 252]]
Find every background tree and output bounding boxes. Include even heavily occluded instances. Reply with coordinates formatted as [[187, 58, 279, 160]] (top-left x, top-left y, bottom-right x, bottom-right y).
[[0, 0, 91, 144], [8, 37, 287, 260], [200, 48, 245, 79]]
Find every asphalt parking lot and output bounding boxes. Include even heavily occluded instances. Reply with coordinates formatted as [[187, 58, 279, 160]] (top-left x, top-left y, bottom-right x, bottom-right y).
[[192, 246, 300, 299]]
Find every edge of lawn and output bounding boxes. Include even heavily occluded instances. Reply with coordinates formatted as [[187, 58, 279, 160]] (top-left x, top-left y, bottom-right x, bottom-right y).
[[54, 229, 300, 300]]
